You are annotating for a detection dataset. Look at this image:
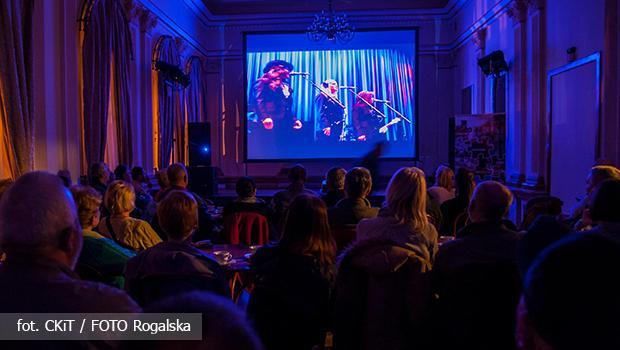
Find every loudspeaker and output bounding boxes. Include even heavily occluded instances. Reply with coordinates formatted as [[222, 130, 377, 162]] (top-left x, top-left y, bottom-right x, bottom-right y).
[[188, 166, 218, 197], [477, 50, 508, 77], [188, 122, 211, 167]]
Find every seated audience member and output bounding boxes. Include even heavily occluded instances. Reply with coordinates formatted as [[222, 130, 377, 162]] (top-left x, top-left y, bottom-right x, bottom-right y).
[[248, 194, 335, 350], [517, 234, 620, 350], [0, 172, 140, 312], [71, 185, 135, 288], [114, 164, 132, 183], [334, 168, 434, 350], [328, 167, 378, 228], [89, 162, 111, 196], [428, 165, 455, 206], [57, 169, 72, 187], [519, 196, 563, 231], [516, 215, 571, 277], [432, 181, 522, 350], [223, 177, 274, 243], [569, 165, 620, 230], [98, 180, 161, 251], [153, 167, 170, 201], [125, 191, 228, 306], [126, 291, 264, 350], [132, 166, 156, 221], [321, 167, 346, 207], [153, 163, 214, 241], [272, 164, 317, 232], [439, 168, 475, 236], [357, 167, 438, 261], [584, 179, 620, 240]]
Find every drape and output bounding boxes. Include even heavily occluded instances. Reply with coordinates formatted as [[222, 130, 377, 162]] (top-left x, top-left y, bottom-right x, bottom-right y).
[[153, 36, 182, 168], [82, 0, 133, 167], [0, 0, 35, 178], [246, 49, 416, 141], [185, 56, 207, 123]]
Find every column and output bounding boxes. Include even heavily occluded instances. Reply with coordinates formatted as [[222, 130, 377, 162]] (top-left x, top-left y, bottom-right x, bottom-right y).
[[472, 27, 487, 114], [139, 9, 158, 172]]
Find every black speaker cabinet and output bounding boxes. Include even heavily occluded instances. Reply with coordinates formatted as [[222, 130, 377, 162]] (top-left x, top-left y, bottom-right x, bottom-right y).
[[187, 166, 218, 197], [188, 122, 211, 167]]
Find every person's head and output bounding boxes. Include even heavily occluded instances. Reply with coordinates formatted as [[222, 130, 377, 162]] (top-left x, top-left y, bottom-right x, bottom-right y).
[[322, 79, 339, 94], [385, 167, 428, 231], [288, 164, 307, 185], [325, 167, 346, 191], [344, 167, 372, 199], [104, 180, 136, 216], [156, 167, 170, 189], [586, 165, 620, 194], [468, 181, 513, 223], [114, 165, 131, 183], [167, 163, 188, 188], [434, 165, 455, 191], [518, 234, 620, 350], [57, 169, 72, 187], [589, 179, 620, 223], [0, 172, 82, 268], [356, 90, 374, 105], [128, 291, 264, 350], [520, 196, 564, 231], [235, 177, 256, 199], [281, 194, 336, 278], [157, 190, 198, 241], [0, 179, 13, 201], [89, 162, 110, 184], [70, 185, 102, 231], [516, 215, 571, 277], [131, 166, 147, 183], [454, 168, 475, 200]]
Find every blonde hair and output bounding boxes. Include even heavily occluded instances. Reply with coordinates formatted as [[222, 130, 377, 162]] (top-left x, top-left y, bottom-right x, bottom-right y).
[[104, 180, 135, 215], [70, 185, 102, 228], [435, 165, 455, 191], [385, 167, 429, 232], [157, 190, 198, 240]]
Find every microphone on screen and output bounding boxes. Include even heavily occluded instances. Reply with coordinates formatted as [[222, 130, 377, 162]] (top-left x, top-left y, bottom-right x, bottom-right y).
[[339, 86, 357, 89], [289, 72, 310, 76], [373, 99, 390, 103]]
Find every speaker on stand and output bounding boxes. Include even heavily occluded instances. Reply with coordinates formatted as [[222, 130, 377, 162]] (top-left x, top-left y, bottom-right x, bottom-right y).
[[187, 122, 217, 197]]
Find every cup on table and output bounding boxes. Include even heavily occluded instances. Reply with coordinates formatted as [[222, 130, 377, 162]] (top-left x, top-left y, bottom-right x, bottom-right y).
[[213, 250, 232, 264]]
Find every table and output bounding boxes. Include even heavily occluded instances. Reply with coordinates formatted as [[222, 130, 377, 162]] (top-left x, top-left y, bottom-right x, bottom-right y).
[[200, 244, 258, 302]]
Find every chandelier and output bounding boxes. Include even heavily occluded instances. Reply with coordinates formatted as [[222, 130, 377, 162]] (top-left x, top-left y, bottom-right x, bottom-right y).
[[307, 0, 355, 43]]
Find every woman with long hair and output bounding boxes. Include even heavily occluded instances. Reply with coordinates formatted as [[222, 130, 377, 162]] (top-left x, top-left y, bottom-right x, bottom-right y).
[[428, 165, 456, 206], [248, 194, 336, 350], [440, 168, 476, 236]]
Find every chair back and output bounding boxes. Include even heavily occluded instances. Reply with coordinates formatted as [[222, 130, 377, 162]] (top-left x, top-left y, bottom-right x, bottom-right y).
[[224, 211, 270, 245]]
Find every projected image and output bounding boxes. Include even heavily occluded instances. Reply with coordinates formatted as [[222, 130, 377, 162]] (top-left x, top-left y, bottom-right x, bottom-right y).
[[245, 30, 417, 160]]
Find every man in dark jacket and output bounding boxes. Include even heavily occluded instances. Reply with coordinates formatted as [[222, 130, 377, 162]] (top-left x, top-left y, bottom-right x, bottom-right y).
[[328, 167, 379, 228], [321, 167, 346, 208], [432, 181, 522, 350]]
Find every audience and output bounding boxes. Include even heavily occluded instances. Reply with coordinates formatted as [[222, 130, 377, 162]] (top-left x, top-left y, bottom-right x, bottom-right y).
[[439, 168, 475, 236], [0, 172, 140, 312], [432, 181, 521, 349], [321, 166, 346, 207], [428, 165, 455, 206], [89, 162, 111, 196], [569, 165, 620, 230], [125, 191, 228, 306], [584, 179, 620, 240], [114, 164, 132, 183], [328, 167, 378, 228], [248, 194, 335, 350], [518, 195, 563, 231], [127, 291, 264, 350], [223, 176, 274, 243], [517, 234, 620, 350], [516, 215, 571, 277], [153, 167, 170, 201], [272, 164, 316, 232], [71, 185, 135, 288], [97, 180, 161, 251], [57, 169, 72, 187], [131, 166, 156, 221], [334, 167, 435, 350], [357, 167, 438, 261]]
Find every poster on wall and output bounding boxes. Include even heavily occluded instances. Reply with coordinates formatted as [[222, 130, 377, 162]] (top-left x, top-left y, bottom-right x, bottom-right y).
[[449, 114, 506, 182]]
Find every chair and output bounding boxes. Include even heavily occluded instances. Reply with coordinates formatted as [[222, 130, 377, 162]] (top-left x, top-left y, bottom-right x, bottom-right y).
[[224, 211, 270, 245], [331, 225, 357, 253]]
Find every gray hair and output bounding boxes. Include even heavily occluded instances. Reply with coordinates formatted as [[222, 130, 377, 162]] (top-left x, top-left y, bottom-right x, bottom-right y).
[[0, 171, 78, 249]]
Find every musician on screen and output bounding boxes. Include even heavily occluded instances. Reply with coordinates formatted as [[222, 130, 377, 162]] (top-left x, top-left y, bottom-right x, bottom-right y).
[[249, 60, 302, 133], [316, 79, 345, 142], [351, 91, 384, 142]]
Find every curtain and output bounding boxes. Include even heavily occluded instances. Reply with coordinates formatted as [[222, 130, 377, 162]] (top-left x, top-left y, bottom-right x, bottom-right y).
[[82, 0, 133, 167], [185, 56, 206, 123], [153, 36, 182, 168], [0, 0, 35, 178], [246, 49, 416, 141]]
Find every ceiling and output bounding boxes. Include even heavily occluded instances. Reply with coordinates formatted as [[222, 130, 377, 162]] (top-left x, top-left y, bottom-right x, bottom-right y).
[[202, 0, 451, 15]]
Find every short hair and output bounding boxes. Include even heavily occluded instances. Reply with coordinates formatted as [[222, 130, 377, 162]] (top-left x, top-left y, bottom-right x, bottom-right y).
[[344, 167, 372, 198], [157, 190, 198, 240], [470, 181, 513, 221], [70, 186, 102, 229], [590, 179, 620, 222], [236, 177, 256, 198], [57, 169, 72, 187], [516, 215, 570, 277], [104, 180, 136, 215], [325, 167, 346, 190], [127, 291, 264, 350], [588, 165, 620, 191], [156, 168, 170, 188], [167, 163, 188, 185], [114, 164, 131, 182], [434, 165, 455, 190], [385, 167, 428, 231], [0, 172, 78, 249], [524, 234, 620, 349], [131, 167, 146, 181], [288, 164, 307, 183], [89, 162, 108, 180]]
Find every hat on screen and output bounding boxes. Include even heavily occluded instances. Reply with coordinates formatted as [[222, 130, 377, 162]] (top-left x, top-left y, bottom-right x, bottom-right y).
[[263, 60, 294, 73]]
